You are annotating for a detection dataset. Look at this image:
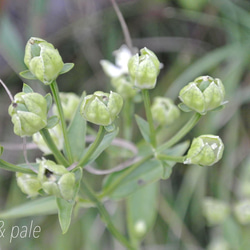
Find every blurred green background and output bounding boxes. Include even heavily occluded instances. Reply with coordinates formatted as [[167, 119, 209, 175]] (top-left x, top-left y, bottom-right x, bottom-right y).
[[0, 0, 250, 249]]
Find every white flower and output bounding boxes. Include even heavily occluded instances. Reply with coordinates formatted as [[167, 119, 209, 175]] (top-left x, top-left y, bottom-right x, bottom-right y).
[[100, 45, 133, 78]]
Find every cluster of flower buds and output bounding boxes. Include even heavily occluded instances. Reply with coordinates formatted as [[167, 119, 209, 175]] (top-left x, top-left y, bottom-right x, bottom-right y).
[[101, 46, 162, 98], [184, 135, 224, 166], [151, 97, 180, 126], [179, 75, 226, 115], [38, 159, 75, 201], [100, 45, 138, 98], [16, 159, 76, 201], [8, 92, 47, 137], [80, 91, 123, 126], [24, 37, 65, 85]]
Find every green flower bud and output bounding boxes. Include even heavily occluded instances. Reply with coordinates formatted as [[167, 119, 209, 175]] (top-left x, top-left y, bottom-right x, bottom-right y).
[[202, 197, 230, 226], [134, 220, 147, 238], [38, 159, 75, 200], [24, 37, 64, 84], [234, 199, 250, 225], [111, 76, 137, 99], [52, 92, 80, 121], [179, 76, 226, 114], [151, 97, 180, 126], [207, 238, 230, 250], [80, 91, 123, 126], [236, 160, 250, 198], [184, 135, 224, 166], [32, 124, 63, 154], [16, 173, 42, 197], [8, 92, 47, 137], [128, 47, 161, 89]]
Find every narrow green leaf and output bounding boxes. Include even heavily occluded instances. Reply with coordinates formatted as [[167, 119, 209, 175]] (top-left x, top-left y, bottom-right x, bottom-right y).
[[160, 141, 190, 179], [127, 182, 158, 240], [18, 162, 40, 172], [83, 128, 119, 165], [22, 83, 34, 93], [67, 92, 86, 161], [0, 197, 57, 219], [0, 145, 3, 156], [0, 14, 25, 71], [59, 63, 74, 75], [19, 70, 37, 80], [135, 115, 150, 143], [56, 168, 82, 234], [0, 159, 35, 174], [56, 198, 74, 234], [46, 115, 59, 129], [102, 158, 163, 200], [45, 93, 53, 111]]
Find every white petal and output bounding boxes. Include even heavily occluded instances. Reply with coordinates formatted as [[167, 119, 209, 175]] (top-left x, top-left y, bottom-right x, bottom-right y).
[[100, 60, 123, 78], [113, 45, 132, 73]]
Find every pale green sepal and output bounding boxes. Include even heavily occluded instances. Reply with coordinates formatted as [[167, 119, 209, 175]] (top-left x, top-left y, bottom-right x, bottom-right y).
[[59, 63, 74, 75], [19, 70, 38, 80], [46, 116, 59, 129], [22, 83, 34, 93]]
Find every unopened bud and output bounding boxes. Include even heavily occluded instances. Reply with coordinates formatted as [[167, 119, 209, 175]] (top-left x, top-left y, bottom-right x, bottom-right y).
[[8, 92, 47, 137], [184, 135, 224, 166], [111, 76, 137, 99], [128, 47, 161, 89], [203, 197, 230, 226], [80, 91, 123, 126], [234, 199, 250, 225], [16, 173, 41, 197], [24, 37, 64, 84], [151, 97, 180, 126], [179, 76, 226, 114]]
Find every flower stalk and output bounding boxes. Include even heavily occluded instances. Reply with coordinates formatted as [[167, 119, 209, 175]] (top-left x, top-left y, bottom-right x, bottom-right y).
[[142, 89, 157, 148], [39, 128, 69, 166], [77, 126, 106, 167], [50, 80, 73, 163]]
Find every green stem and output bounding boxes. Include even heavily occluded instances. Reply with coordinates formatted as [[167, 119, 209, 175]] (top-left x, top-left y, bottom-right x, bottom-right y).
[[157, 113, 202, 153], [50, 80, 73, 163], [81, 179, 135, 249], [141, 90, 156, 148], [123, 99, 134, 141], [157, 154, 185, 163], [77, 126, 106, 167], [0, 159, 34, 174], [99, 155, 151, 199], [40, 128, 69, 166], [110, 0, 133, 53]]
